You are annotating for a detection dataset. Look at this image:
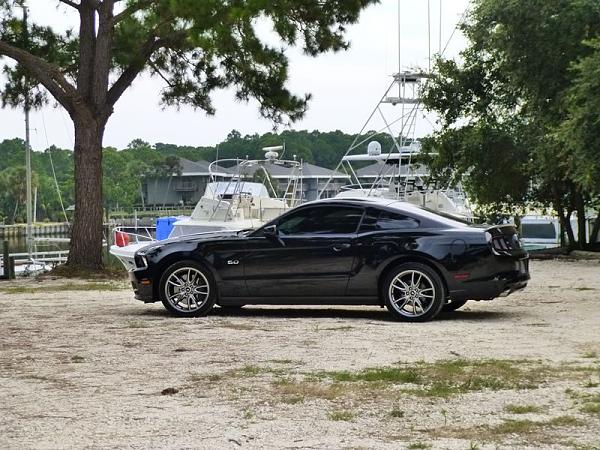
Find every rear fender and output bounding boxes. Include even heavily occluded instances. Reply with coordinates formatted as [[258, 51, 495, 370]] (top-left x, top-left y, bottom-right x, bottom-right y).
[[377, 254, 449, 305]]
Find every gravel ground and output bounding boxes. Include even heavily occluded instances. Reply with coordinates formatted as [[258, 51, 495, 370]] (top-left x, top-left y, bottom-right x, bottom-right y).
[[0, 259, 599, 449]]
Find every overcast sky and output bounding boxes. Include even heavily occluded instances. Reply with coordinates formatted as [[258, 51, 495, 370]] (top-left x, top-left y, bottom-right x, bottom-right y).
[[0, 0, 470, 151]]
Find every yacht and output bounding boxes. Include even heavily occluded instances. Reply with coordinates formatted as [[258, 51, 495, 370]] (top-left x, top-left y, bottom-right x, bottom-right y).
[[110, 147, 301, 270]]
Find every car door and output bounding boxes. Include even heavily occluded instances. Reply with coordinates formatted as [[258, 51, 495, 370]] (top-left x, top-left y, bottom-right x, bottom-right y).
[[347, 207, 423, 296], [243, 205, 364, 297]]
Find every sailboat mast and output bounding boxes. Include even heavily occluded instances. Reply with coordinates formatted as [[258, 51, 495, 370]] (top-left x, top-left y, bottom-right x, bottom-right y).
[[21, 3, 33, 260]]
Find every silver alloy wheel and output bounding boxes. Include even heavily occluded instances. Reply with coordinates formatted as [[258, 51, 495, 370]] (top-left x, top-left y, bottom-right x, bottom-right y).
[[164, 267, 210, 313], [388, 269, 436, 318]]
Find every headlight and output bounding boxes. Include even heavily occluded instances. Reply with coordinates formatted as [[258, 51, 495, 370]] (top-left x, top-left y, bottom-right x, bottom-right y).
[[134, 254, 148, 269]]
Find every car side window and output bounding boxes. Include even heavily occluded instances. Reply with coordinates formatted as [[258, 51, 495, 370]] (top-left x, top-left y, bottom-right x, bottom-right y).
[[277, 206, 363, 235], [359, 208, 420, 232]]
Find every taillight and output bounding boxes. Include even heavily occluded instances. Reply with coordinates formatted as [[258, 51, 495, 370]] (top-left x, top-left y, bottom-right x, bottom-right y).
[[115, 231, 130, 247]]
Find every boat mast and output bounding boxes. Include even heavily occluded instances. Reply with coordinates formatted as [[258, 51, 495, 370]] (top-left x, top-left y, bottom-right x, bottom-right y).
[[21, 2, 33, 261]]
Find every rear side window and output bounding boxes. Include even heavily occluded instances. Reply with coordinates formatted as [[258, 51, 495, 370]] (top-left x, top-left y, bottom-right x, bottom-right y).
[[278, 206, 363, 235], [360, 208, 420, 232]]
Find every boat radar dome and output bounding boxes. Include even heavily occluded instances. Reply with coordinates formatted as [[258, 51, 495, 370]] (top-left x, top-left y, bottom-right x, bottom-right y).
[[367, 141, 382, 156], [263, 145, 283, 161]]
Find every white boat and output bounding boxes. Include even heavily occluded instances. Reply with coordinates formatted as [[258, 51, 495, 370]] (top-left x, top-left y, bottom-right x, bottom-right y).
[[110, 147, 301, 270], [317, 75, 473, 220]]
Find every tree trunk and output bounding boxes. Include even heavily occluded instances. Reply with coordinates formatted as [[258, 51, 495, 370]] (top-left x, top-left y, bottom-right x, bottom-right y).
[[591, 211, 600, 244], [66, 119, 106, 270], [557, 208, 576, 249], [574, 191, 587, 249]]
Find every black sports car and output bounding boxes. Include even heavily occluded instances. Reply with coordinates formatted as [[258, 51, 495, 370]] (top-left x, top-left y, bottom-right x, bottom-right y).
[[127, 198, 529, 322]]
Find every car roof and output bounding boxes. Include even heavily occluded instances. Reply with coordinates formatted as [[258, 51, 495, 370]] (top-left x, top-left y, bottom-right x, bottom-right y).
[[301, 197, 471, 228]]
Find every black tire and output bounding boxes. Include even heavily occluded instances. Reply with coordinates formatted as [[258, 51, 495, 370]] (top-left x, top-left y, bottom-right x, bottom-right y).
[[159, 260, 217, 317], [443, 299, 468, 312], [382, 262, 445, 322]]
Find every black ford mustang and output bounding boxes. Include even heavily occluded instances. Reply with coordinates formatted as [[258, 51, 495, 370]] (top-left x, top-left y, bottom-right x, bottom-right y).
[[128, 198, 529, 322]]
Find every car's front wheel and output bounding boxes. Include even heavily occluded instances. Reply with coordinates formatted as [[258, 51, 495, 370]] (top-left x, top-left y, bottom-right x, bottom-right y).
[[159, 260, 216, 317], [383, 263, 445, 322]]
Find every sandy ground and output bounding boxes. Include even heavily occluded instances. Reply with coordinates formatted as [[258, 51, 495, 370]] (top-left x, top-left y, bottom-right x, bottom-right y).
[[0, 259, 599, 449]]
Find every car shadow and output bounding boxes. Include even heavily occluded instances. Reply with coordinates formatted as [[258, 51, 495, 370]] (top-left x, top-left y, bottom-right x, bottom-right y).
[[132, 305, 516, 322]]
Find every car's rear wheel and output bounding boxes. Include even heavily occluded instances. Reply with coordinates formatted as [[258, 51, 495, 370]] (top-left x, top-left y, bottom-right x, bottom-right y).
[[383, 263, 445, 322], [443, 299, 468, 311], [159, 260, 216, 317]]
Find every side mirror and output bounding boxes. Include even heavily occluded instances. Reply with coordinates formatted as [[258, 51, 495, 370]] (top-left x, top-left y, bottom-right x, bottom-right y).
[[263, 224, 278, 238]]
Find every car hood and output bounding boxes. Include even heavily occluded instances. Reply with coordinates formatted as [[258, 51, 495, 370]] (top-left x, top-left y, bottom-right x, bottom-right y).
[[137, 229, 244, 255]]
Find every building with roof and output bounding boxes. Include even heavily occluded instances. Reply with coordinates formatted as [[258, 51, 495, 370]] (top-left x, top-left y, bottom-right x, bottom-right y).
[[143, 159, 231, 206]]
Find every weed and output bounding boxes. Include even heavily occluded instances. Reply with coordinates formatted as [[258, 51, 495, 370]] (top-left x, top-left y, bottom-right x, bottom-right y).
[[70, 355, 85, 363], [389, 408, 404, 418], [504, 404, 542, 414], [322, 325, 354, 331], [317, 359, 546, 398], [407, 443, 431, 449], [328, 410, 354, 421], [126, 320, 149, 329], [582, 350, 598, 359], [243, 408, 253, 420]]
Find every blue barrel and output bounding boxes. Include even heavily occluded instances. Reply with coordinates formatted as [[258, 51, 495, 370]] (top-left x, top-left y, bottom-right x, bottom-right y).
[[156, 216, 178, 240]]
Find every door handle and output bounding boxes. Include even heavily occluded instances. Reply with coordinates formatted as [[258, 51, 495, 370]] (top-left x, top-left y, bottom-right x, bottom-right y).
[[332, 243, 351, 252]]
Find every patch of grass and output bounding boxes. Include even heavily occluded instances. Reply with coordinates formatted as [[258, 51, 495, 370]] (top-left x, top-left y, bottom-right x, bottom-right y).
[[407, 443, 431, 449], [328, 410, 354, 421], [273, 378, 345, 401], [0, 282, 123, 294], [389, 407, 404, 418], [504, 404, 542, 414], [581, 403, 600, 414], [218, 321, 256, 331], [282, 395, 305, 405], [490, 416, 583, 435], [242, 408, 253, 420], [321, 366, 420, 384], [240, 365, 264, 376], [322, 325, 354, 331], [207, 374, 222, 382], [126, 320, 150, 329], [70, 355, 85, 363], [269, 359, 298, 365], [46, 264, 127, 280], [582, 350, 598, 359], [317, 359, 546, 398], [578, 393, 600, 415], [434, 415, 585, 444]]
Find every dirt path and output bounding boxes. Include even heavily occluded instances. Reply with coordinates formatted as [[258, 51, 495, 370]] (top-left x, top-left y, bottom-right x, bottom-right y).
[[0, 260, 599, 449]]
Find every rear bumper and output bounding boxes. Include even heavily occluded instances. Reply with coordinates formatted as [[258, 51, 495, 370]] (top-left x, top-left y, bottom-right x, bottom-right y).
[[449, 258, 530, 301], [129, 270, 155, 303]]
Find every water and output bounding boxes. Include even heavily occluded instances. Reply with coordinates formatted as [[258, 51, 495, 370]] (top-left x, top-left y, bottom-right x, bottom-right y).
[[2, 236, 70, 254]]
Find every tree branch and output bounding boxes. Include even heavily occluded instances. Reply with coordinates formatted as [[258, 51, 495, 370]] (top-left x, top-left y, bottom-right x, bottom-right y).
[[105, 31, 186, 110], [0, 40, 79, 115], [113, 0, 155, 23], [58, 0, 80, 9]]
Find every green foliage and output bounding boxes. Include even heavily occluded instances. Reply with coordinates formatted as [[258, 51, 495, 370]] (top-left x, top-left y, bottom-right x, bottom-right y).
[[0, 128, 369, 220], [423, 0, 600, 242], [559, 39, 600, 196]]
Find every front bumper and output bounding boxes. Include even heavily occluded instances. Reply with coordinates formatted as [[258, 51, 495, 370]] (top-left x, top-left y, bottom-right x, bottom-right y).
[[129, 270, 155, 303]]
